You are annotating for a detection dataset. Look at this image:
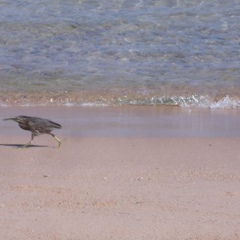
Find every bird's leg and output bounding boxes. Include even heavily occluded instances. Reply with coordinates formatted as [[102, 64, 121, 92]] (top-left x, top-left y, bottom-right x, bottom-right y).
[[22, 133, 34, 148], [50, 133, 61, 148]]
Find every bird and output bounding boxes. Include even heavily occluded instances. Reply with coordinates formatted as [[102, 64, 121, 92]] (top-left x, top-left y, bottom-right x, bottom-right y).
[[3, 115, 62, 148]]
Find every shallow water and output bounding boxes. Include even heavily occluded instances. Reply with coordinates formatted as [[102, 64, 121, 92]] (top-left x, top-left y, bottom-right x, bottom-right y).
[[2, 106, 240, 137], [0, 1, 240, 108]]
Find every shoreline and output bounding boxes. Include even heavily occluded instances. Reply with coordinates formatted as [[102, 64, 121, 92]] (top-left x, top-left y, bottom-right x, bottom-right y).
[[1, 87, 240, 108], [1, 106, 240, 239], [1, 105, 240, 138]]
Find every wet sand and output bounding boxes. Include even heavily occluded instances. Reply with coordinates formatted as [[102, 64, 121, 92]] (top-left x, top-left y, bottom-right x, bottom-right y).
[[1, 106, 240, 239]]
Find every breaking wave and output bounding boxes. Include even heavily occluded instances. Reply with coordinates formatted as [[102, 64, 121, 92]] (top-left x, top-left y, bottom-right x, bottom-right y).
[[1, 89, 240, 109]]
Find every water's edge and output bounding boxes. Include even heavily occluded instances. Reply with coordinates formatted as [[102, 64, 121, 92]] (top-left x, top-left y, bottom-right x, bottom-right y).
[[1, 106, 240, 137]]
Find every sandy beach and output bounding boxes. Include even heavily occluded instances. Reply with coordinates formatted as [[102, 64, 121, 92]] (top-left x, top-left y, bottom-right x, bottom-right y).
[[1, 107, 240, 239]]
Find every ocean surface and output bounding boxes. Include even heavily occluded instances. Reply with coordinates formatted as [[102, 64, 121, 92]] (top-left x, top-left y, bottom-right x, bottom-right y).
[[0, 0, 240, 108]]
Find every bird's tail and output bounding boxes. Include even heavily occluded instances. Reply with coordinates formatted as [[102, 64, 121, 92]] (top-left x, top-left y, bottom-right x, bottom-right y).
[[49, 121, 62, 129]]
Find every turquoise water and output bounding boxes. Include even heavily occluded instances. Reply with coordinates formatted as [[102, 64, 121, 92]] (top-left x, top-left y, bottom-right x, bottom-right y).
[[0, 1, 240, 108]]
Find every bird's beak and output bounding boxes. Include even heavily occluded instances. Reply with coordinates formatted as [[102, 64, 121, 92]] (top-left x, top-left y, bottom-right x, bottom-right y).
[[3, 117, 16, 121]]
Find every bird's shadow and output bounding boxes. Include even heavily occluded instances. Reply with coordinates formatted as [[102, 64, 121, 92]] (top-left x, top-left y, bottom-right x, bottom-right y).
[[0, 144, 49, 148]]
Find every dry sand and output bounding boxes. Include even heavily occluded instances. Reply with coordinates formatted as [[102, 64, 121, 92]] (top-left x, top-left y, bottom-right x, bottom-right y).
[[1, 107, 240, 239]]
